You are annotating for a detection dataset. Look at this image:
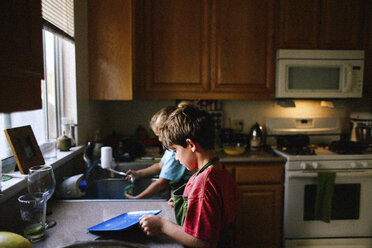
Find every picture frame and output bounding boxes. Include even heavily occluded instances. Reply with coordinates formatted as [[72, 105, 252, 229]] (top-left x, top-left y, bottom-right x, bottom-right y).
[[4, 125, 45, 174]]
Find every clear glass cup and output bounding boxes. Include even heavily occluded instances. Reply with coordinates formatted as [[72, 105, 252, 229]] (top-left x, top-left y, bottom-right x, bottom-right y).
[[27, 165, 56, 228], [18, 192, 46, 242], [41, 139, 57, 160]]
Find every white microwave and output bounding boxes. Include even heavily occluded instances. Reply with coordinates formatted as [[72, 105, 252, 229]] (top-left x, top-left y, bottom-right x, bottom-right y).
[[275, 49, 364, 99]]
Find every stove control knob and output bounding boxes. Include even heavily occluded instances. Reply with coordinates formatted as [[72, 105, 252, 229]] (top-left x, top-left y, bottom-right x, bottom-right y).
[[360, 161, 368, 168], [300, 162, 309, 170], [311, 162, 319, 169], [350, 162, 357, 168]]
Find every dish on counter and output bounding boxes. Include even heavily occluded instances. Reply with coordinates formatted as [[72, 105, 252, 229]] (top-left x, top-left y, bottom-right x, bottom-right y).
[[223, 143, 246, 155], [88, 209, 161, 232]]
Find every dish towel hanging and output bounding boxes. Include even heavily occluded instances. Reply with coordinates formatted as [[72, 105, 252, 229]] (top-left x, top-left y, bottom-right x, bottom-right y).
[[314, 172, 336, 223]]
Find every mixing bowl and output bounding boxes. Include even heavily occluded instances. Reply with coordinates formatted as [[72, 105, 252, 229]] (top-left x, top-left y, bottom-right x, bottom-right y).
[[223, 143, 246, 155]]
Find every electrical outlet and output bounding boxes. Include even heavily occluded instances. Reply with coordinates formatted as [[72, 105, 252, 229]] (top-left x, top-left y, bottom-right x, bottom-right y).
[[232, 120, 244, 132]]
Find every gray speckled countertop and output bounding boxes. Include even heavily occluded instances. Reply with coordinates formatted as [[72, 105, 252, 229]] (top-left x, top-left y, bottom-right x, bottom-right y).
[[219, 150, 285, 163], [113, 150, 284, 169], [32, 200, 182, 248]]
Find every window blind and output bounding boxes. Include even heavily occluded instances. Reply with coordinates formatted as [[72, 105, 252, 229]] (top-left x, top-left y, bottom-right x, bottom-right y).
[[42, 0, 74, 38]]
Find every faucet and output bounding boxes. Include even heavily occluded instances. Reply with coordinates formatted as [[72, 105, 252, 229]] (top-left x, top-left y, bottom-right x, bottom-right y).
[[83, 141, 101, 180], [83, 142, 135, 183]]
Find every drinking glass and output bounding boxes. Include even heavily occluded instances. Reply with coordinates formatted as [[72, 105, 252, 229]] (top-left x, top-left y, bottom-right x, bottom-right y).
[[18, 192, 46, 242], [28, 165, 57, 229]]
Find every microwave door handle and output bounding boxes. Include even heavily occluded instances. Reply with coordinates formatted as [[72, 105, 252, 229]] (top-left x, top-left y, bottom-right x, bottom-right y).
[[288, 170, 372, 178], [342, 64, 353, 93]]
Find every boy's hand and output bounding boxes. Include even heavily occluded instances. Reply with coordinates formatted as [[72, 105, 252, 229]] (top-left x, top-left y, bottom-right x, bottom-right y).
[[124, 193, 137, 199], [168, 198, 174, 208], [139, 215, 163, 236], [124, 169, 138, 181]]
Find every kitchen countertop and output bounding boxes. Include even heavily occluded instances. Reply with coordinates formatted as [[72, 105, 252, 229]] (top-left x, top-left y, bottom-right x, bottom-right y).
[[114, 150, 285, 171], [31, 199, 182, 248], [219, 150, 285, 163], [1, 149, 284, 247]]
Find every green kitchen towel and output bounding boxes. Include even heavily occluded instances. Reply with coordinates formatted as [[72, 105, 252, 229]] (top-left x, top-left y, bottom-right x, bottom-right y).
[[314, 172, 336, 223]]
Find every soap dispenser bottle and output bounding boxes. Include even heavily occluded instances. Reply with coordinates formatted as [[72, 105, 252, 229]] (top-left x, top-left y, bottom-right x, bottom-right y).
[[249, 122, 263, 151]]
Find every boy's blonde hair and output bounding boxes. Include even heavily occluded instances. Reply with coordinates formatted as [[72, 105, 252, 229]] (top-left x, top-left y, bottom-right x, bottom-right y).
[[177, 100, 193, 108], [150, 106, 177, 135]]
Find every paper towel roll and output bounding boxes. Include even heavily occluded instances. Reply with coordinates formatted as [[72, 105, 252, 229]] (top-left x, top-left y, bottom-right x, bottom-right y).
[[101, 146, 113, 169]]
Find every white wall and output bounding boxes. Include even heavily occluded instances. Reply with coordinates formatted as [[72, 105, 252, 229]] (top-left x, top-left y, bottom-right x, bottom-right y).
[[75, 0, 106, 144]]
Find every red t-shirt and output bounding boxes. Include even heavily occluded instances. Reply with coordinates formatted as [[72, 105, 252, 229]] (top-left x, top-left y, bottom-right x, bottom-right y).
[[183, 167, 239, 243]]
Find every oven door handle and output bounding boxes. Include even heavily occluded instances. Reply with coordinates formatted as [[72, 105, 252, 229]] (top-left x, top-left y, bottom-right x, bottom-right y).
[[288, 170, 372, 178]]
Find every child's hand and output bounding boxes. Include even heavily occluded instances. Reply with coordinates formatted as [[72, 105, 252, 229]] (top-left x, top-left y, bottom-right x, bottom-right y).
[[139, 215, 163, 236], [168, 198, 174, 208], [124, 169, 138, 182], [124, 193, 137, 199]]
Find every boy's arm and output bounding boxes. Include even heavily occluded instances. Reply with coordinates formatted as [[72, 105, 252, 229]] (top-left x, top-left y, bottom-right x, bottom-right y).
[[140, 215, 215, 248], [125, 177, 169, 199]]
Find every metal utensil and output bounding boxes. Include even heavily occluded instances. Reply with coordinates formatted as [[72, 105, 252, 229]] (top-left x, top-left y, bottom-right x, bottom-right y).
[[106, 168, 135, 184]]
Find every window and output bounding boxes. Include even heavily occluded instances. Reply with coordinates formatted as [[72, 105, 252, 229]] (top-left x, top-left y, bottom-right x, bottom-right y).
[[0, 29, 76, 165], [43, 28, 77, 141]]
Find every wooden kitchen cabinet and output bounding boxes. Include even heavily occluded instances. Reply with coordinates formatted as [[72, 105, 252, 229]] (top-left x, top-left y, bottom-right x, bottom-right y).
[[277, 0, 319, 48], [209, 0, 275, 99], [319, 0, 365, 49], [363, 0, 372, 98], [0, 0, 43, 112], [89, 0, 209, 100], [223, 162, 284, 248], [134, 0, 276, 100], [136, 0, 209, 97], [88, 0, 134, 100], [278, 0, 366, 49]]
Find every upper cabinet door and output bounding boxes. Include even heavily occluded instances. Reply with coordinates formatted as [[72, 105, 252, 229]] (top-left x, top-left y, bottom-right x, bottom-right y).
[[142, 0, 209, 95], [0, 0, 43, 78], [0, 0, 43, 112], [278, 0, 365, 49], [88, 0, 133, 100], [319, 0, 365, 49], [210, 0, 275, 99], [278, 0, 320, 48]]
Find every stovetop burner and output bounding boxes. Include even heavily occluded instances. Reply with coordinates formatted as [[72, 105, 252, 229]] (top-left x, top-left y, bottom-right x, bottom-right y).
[[276, 135, 316, 155], [275, 135, 367, 155], [329, 141, 363, 154], [278, 146, 316, 155]]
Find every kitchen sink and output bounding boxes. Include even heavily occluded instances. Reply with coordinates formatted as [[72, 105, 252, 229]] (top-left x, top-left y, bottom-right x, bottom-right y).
[[83, 177, 170, 200], [60, 160, 170, 200]]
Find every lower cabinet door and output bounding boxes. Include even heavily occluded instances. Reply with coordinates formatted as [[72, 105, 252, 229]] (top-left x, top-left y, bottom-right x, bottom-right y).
[[235, 184, 283, 248]]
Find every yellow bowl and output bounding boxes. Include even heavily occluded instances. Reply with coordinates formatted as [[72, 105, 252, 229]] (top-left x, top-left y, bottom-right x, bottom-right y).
[[223, 143, 246, 155]]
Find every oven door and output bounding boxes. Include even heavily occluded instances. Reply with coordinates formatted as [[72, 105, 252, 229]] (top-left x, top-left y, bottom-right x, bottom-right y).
[[286, 238, 372, 248], [285, 169, 372, 239]]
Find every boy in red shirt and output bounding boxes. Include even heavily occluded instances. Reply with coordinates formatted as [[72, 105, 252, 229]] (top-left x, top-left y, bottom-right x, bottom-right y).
[[139, 105, 239, 247]]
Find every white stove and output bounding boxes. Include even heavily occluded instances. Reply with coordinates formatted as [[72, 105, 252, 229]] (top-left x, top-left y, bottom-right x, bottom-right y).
[[266, 117, 372, 248], [273, 147, 372, 170]]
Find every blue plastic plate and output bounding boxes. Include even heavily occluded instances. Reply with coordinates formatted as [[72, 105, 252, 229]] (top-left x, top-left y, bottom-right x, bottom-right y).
[[88, 209, 162, 232]]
